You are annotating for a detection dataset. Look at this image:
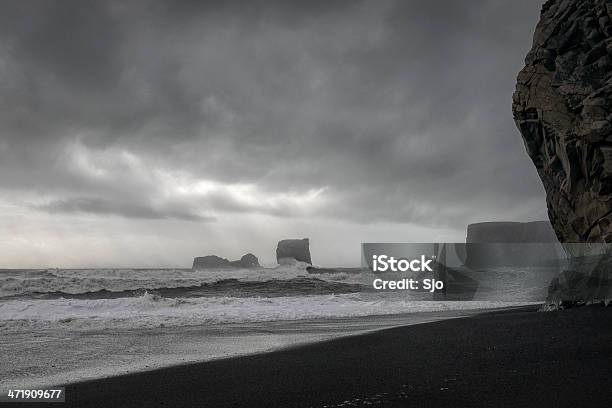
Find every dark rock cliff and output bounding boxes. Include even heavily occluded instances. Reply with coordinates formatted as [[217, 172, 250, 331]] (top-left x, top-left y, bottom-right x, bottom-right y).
[[513, 0, 612, 243], [513, 0, 612, 305]]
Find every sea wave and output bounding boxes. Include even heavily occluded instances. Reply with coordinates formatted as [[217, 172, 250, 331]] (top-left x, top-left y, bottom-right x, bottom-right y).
[[0, 291, 535, 331], [0, 264, 363, 298], [20, 277, 363, 300]]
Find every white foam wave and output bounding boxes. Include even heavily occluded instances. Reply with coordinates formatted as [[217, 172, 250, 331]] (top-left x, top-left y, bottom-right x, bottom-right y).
[[0, 263, 360, 297], [0, 291, 534, 331]]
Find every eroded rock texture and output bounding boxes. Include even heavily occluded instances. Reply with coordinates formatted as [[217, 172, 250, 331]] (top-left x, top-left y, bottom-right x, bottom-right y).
[[513, 0, 612, 305], [513, 0, 612, 243]]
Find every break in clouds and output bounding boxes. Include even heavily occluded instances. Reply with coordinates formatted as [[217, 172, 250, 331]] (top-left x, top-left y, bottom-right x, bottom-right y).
[[0, 0, 545, 267]]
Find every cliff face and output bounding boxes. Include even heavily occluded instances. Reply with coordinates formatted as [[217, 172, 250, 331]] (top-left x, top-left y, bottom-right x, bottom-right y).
[[513, 0, 612, 305], [513, 0, 612, 243]]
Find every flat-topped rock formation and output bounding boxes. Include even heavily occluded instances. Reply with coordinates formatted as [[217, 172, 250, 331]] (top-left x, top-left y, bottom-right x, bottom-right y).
[[192, 253, 260, 270], [467, 221, 558, 243], [465, 221, 562, 268], [512, 0, 612, 305], [276, 238, 312, 265]]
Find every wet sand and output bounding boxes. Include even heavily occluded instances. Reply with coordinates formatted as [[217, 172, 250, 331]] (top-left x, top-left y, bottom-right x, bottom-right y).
[[1, 309, 484, 390]]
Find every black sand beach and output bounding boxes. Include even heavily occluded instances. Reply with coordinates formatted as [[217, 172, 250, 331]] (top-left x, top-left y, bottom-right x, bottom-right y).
[[19, 305, 612, 408]]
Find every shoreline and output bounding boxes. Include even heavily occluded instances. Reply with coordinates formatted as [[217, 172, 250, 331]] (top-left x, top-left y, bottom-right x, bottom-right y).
[[29, 305, 612, 407], [21, 304, 612, 408], [2, 306, 525, 390]]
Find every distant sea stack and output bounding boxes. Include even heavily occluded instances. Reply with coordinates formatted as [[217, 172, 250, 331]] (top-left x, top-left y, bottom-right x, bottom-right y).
[[465, 221, 561, 268], [276, 238, 312, 264], [232, 253, 260, 268], [467, 221, 557, 243], [192, 253, 260, 270], [513, 0, 612, 305]]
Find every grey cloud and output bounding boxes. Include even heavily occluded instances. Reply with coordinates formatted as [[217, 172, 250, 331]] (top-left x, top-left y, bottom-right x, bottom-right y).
[[0, 0, 546, 227], [34, 197, 213, 221]]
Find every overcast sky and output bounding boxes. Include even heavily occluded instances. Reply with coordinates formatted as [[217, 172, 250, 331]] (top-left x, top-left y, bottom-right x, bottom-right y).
[[0, 0, 545, 268]]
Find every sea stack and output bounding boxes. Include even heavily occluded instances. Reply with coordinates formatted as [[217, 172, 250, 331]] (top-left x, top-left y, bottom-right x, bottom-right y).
[[512, 0, 612, 304], [465, 221, 561, 268], [466, 221, 558, 243], [230, 253, 260, 268], [276, 238, 312, 264], [192, 253, 260, 269]]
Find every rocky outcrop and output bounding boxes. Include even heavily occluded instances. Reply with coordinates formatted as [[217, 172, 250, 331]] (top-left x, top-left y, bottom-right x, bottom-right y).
[[192, 255, 230, 269], [276, 238, 312, 264], [513, 0, 612, 305], [513, 0, 612, 242], [465, 221, 562, 268], [466, 221, 558, 243], [192, 253, 260, 269], [545, 243, 612, 307], [230, 253, 260, 268]]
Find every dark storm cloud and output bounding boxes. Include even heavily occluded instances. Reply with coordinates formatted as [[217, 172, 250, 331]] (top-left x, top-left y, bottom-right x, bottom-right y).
[[34, 197, 212, 221], [0, 0, 546, 226]]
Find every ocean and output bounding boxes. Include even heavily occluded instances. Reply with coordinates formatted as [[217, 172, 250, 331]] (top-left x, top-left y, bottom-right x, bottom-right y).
[[0, 263, 555, 389]]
